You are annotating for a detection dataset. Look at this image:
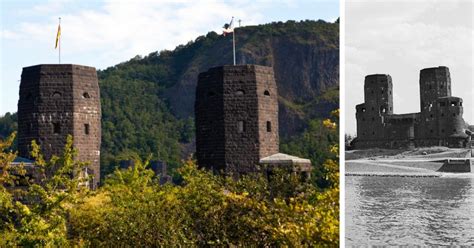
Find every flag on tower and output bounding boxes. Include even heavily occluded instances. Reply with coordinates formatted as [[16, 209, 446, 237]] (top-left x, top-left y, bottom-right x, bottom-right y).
[[55, 23, 61, 49], [222, 17, 234, 36]]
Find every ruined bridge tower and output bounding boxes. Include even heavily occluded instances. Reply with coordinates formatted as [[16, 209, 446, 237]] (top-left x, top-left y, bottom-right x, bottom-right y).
[[354, 66, 469, 149], [355, 74, 393, 144], [18, 64, 101, 188], [195, 65, 279, 174], [418, 67, 466, 146]]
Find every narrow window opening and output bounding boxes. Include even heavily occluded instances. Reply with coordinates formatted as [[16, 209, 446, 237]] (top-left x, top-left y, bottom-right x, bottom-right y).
[[52, 91, 62, 98], [460, 102, 463, 106], [372, 117, 375, 122], [84, 124, 90, 135], [53, 122, 61, 134], [26, 92, 32, 101], [372, 131, 375, 135], [83, 92, 91, 98], [207, 91, 215, 97], [430, 129, 433, 133], [264, 90, 270, 96], [237, 121, 244, 133], [266, 121, 272, 132], [451, 101, 457, 107], [441, 113, 444, 117], [235, 90, 245, 96]]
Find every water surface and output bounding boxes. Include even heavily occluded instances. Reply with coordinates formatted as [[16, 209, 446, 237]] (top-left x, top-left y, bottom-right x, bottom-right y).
[[346, 174, 474, 246]]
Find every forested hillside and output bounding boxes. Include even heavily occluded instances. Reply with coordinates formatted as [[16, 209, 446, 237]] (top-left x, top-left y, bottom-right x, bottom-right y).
[[0, 19, 339, 178]]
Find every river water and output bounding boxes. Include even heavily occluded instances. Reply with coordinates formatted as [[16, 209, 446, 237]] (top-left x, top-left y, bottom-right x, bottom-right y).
[[346, 174, 474, 246]]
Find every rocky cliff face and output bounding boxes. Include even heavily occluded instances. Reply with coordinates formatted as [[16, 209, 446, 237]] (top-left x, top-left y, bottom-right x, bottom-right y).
[[163, 20, 339, 137]]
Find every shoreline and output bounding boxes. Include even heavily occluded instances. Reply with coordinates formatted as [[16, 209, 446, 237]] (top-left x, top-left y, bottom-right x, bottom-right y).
[[345, 147, 473, 176]]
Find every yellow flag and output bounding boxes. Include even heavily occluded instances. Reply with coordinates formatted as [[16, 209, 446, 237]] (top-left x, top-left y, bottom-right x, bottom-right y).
[[55, 24, 61, 49]]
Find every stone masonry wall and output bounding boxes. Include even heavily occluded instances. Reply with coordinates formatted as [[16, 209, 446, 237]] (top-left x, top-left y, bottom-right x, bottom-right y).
[[18, 64, 101, 188], [195, 67, 226, 172], [195, 65, 279, 174]]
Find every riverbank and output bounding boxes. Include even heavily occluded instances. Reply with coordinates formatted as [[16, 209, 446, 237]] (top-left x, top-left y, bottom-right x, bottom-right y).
[[345, 147, 473, 175], [346, 147, 471, 160]]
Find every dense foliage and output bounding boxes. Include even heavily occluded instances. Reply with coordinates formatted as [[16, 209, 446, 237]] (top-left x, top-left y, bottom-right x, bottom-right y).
[[0, 112, 17, 150], [1, 114, 339, 246], [281, 109, 339, 188]]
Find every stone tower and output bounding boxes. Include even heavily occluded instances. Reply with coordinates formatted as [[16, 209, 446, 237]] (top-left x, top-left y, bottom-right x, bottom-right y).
[[417, 67, 466, 145], [353, 66, 470, 149], [17, 64, 101, 188], [419, 66, 451, 112], [356, 74, 393, 141], [195, 65, 279, 174]]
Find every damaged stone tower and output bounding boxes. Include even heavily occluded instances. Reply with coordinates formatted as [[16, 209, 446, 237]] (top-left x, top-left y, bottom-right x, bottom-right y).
[[195, 65, 279, 174], [354, 66, 470, 149], [17, 64, 101, 188]]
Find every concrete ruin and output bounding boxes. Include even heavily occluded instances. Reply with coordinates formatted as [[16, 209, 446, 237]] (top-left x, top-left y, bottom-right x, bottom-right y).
[[17, 64, 101, 188], [195, 65, 311, 177], [353, 66, 472, 149]]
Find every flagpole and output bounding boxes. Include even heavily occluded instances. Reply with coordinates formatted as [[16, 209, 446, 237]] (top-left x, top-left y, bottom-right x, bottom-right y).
[[58, 17, 61, 64], [231, 16, 236, 65], [233, 27, 236, 65]]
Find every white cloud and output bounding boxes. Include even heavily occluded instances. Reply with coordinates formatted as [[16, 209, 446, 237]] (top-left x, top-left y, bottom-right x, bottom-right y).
[[3, 0, 267, 68]]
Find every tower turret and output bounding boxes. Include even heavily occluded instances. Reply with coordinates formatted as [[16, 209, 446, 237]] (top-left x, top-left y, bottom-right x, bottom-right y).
[[419, 66, 451, 113]]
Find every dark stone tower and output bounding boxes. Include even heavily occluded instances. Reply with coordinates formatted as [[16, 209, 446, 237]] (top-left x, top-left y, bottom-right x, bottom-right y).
[[418, 67, 466, 146], [195, 65, 279, 174], [353, 66, 470, 149], [356, 74, 393, 142], [18, 64, 101, 188], [419, 66, 451, 112]]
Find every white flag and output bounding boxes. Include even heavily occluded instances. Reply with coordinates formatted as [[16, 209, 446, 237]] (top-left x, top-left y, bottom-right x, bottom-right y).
[[222, 17, 234, 36]]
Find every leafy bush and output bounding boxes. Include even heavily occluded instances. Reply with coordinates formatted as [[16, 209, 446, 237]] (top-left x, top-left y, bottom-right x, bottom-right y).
[[0, 125, 339, 246]]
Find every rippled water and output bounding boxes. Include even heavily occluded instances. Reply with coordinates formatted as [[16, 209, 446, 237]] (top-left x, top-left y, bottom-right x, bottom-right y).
[[346, 174, 474, 246]]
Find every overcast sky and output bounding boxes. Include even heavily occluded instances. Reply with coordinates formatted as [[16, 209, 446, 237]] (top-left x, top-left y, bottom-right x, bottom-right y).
[[0, 0, 338, 115], [345, 0, 473, 135]]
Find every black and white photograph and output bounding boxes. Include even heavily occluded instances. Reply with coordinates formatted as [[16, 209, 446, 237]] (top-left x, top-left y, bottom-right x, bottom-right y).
[[345, 0, 474, 246]]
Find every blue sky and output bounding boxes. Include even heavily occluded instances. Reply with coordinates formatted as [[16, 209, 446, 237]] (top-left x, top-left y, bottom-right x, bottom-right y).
[[0, 0, 339, 115]]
